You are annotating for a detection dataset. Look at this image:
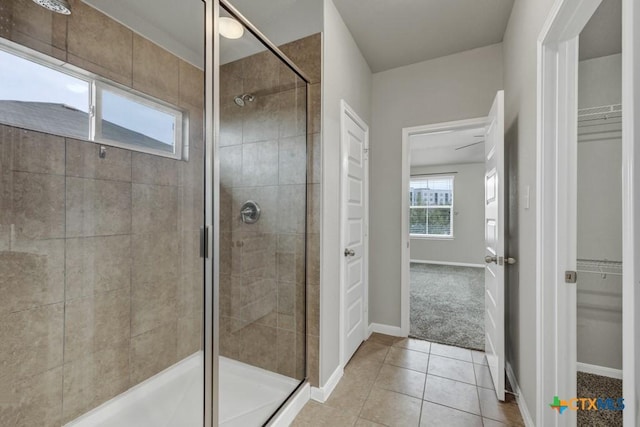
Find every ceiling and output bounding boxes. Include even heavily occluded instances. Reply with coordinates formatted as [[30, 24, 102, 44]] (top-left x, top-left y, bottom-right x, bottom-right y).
[[579, 0, 622, 61], [410, 127, 485, 167], [332, 0, 514, 73]]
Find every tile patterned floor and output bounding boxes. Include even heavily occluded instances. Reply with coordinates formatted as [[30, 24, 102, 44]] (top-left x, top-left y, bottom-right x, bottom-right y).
[[293, 333, 524, 427]]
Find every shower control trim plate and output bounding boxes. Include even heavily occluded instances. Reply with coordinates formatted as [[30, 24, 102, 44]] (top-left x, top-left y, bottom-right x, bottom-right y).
[[240, 200, 261, 224]]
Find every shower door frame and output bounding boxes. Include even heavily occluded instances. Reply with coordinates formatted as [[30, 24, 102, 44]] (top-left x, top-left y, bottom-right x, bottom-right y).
[[208, 1, 313, 426], [204, 1, 217, 426]]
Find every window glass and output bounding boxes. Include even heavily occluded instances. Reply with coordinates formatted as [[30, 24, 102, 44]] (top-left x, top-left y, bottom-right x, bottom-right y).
[[409, 176, 454, 237], [0, 44, 184, 159], [0, 50, 90, 139], [100, 89, 177, 153]]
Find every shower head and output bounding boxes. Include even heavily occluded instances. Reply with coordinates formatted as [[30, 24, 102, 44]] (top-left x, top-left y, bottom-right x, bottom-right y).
[[234, 93, 255, 107], [31, 0, 71, 14]]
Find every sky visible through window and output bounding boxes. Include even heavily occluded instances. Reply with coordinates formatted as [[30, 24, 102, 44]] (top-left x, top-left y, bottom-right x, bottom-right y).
[[102, 90, 174, 145], [410, 177, 452, 192], [0, 50, 174, 145], [0, 50, 89, 112]]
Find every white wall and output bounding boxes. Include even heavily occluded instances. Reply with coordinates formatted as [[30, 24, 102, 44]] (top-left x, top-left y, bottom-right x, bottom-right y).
[[501, 0, 557, 421], [409, 163, 485, 265], [369, 44, 503, 328], [579, 53, 622, 109], [321, 0, 372, 385], [577, 53, 622, 370]]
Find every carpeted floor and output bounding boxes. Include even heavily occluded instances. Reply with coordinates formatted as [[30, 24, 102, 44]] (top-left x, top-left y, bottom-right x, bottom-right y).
[[410, 263, 485, 350], [577, 372, 623, 426]]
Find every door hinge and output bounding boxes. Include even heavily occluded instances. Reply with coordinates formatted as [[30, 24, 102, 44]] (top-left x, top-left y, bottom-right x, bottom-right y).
[[200, 226, 209, 259], [564, 271, 577, 283]]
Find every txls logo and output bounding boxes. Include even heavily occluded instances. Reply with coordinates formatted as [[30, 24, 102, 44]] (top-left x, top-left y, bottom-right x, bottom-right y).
[[549, 396, 624, 414]]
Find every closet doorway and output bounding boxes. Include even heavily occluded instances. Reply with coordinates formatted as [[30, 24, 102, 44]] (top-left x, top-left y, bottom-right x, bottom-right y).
[[575, 2, 623, 425]]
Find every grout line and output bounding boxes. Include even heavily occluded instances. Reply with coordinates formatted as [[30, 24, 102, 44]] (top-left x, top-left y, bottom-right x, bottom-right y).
[[471, 358, 486, 426], [418, 351, 430, 424], [356, 346, 388, 420]]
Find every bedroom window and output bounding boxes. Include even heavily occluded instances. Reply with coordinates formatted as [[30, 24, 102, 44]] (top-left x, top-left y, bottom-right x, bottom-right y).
[[0, 41, 184, 159], [409, 175, 454, 237]]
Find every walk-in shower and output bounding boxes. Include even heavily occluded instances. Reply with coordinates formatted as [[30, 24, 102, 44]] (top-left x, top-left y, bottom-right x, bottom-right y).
[[0, 0, 312, 425]]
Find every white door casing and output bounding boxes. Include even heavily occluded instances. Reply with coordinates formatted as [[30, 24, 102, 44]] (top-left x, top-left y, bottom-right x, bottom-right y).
[[537, 1, 602, 425], [484, 90, 506, 401], [340, 100, 369, 365]]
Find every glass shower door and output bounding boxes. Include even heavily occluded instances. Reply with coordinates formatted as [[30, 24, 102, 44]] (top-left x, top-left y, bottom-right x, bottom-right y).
[[0, 0, 207, 425], [217, 3, 308, 425]]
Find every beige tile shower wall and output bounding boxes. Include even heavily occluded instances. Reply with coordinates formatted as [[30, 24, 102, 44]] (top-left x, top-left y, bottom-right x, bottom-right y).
[[218, 34, 320, 384], [0, 0, 204, 424]]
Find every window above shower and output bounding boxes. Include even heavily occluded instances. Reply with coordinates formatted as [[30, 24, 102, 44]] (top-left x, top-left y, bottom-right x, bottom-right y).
[[0, 40, 185, 159]]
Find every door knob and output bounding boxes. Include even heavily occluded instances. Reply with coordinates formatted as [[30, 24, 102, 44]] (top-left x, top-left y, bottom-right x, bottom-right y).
[[344, 248, 355, 257], [485, 255, 497, 264]]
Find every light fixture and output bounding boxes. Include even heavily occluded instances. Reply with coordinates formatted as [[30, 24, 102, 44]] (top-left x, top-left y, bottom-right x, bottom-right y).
[[31, 0, 71, 15], [220, 17, 244, 39]]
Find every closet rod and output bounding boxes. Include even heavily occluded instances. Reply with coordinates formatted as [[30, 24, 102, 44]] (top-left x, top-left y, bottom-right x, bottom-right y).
[[411, 172, 458, 177]]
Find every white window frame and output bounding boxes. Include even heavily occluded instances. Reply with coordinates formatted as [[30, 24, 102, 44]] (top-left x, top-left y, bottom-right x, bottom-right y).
[[0, 37, 185, 160], [409, 175, 455, 239]]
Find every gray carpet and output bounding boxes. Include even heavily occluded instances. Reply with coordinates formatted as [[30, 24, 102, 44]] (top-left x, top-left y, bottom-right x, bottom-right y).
[[410, 263, 485, 350], [577, 372, 623, 426]]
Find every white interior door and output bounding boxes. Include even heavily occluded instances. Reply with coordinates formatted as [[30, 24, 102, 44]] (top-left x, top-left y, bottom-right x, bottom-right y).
[[484, 90, 506, 401], [341, 101, 369, 365]]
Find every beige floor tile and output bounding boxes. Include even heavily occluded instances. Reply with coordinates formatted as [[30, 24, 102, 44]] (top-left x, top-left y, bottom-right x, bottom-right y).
[[360, 388, 422, 427], [478, 387, 525, 426], [355, 418, 386, 426], [368, 332, 403, 346], [471, 350, 488, 365], [393, 338, 431, 354], [423, 375, 481, 415], [345, 357, 384, 383], [430, 343, 473, 362], [325, 373, 375, 416], [292, 401, 358, 426], [420, 401, 483, 427], [352, 340, 390, 363], [384, 347, 429, 373], [374, 364, 426, 399], [427, 355, 476, 384], [474, 364, 495, 390]]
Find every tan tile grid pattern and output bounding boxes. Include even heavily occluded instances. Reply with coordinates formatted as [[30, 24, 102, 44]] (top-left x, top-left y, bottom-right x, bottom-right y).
[[293, 333, 524, 427]]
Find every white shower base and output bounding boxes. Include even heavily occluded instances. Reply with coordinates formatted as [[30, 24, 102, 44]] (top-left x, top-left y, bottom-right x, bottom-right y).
[[65, 352, 301, 427]]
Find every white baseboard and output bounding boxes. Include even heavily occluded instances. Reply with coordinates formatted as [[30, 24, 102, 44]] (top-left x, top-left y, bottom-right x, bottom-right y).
[[410, 259, 485, 268], [368, 323, 404, 337], [269, 382, 310, 427], [577, 362, 623, 379], [310, 365, 343, 403], [506, 362, 535, 427]]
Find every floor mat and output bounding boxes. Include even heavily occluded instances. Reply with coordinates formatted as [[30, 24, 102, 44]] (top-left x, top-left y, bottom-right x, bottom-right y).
[[410, 263, 484, 350]]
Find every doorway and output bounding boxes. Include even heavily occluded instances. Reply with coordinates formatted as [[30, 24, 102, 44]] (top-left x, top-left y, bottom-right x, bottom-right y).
[[407, 127, 486, 351], [536, 0, 637, 424], [574, 2, 623, 426]]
